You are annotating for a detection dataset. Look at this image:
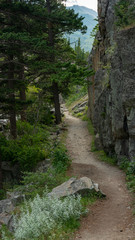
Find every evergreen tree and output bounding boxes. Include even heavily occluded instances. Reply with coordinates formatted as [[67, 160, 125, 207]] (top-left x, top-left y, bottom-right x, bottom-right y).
[[44, 0, 87, 123], [0, 0, 48, 136]]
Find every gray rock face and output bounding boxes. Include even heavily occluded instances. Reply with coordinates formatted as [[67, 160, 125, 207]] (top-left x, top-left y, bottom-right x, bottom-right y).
[[0, 191, 25, 231], [2, 161, 21, 183], [48, 177, 105, 198], [88, 0, 135, 161]]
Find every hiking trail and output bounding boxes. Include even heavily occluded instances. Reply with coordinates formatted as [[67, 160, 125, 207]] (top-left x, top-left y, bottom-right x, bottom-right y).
[[65, 111, 135, 240]]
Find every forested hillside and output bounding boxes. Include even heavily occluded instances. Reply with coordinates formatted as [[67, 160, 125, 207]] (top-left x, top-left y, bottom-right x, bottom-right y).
[[67, 5, 97, 52]]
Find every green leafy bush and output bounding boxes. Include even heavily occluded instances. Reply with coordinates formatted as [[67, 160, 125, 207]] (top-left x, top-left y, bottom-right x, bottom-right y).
[[52, 144, 71, 173], [115, 0, 135, 27], [120, 158, 135, 193], [0, 122, 50, 171], [119, 157, 130, 170], [16, 170, 69, 198]]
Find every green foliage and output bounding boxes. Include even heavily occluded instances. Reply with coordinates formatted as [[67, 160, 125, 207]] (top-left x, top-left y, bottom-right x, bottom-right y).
[[0, 122, 50, 171], [95, 150, 117, 165], [15, 169, 69, 199], [91, 140, 97, 152], [1, 193, 84, 240], [115, 0, 135, 27], [119, 157, 130, 170], [0, 189, 6, 200], [87, 119, 95, 136], [66, 86, 87, 107], [52, 144, 71, 173], [87, 120, 117, 164], [76, 112, 84, 118], [74, 38, 89, 65], [90, 22, 99, 38], [90, 21, 99, 47], [120, 158, 135, 193], [81, 191, 101, 209]]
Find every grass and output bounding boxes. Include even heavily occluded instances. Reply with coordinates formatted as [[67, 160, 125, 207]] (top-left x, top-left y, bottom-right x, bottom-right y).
[[66, 86, 87, 108], [119, 158, 135, 194], [95, 150, 117, 165]]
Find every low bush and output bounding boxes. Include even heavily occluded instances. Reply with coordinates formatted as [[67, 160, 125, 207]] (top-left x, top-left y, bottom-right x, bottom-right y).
[[120, 158, 135, 193], [51, 143, 71, 173], [2, 193, 84, 240], [0, 122, 50, 171], [15, 169, 70, 199]]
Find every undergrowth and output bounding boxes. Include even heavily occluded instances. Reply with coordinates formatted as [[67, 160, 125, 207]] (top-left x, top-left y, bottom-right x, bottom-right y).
[[115, 0, 135, 28], [14, 169, 70, 199], [1, 193, 85, 240], [66, 86, 87, 108], [119, 158, 135, 194], [0, 121, 51, 172]]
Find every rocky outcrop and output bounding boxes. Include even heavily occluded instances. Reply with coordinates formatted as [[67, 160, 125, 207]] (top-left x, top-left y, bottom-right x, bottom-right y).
[[0, 191, 25, 231], [71, 95, 88, 115], [2, 161, 21, 183], [48, 177, 105, 198], [88, 0, 135, 161]]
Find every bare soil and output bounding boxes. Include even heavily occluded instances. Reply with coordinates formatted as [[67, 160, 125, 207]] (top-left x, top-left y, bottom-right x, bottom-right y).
[[65, 111, 135, 240]]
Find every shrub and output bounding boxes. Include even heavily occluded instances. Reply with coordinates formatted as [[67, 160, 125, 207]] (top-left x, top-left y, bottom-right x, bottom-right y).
[[119, 157, 135, 193], [0, 122, 50, 171], [4, 194, 84, 240], [52, 144, 71, 173], [16, 169, 70, 198], [17, 121, 35, 136], [115, 0, 135, 27]]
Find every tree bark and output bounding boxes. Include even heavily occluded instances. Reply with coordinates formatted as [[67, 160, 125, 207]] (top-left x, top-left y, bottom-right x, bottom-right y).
[[0, 153, 3, 190], [8, 56, 17, 139], [46, 0, 62, 124], [20, 87, 27, 121], [53, 82, 61, 124]]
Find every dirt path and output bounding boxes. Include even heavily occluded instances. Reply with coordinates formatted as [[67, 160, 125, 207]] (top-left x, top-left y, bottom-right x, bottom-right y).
[[65, 111, 135, 240]]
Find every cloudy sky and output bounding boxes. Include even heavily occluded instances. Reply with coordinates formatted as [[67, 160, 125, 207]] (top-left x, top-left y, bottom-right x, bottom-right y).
[[66, 0, 98, 11]]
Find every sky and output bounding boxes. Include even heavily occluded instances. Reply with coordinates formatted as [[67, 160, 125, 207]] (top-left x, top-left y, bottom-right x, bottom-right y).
[[66, 0, 98, 12]]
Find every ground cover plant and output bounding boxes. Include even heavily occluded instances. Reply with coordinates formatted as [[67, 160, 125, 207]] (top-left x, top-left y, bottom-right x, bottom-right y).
[[0, 121, 50, 172], [119, 158, 135, 194], [1, 193, 85, 240]]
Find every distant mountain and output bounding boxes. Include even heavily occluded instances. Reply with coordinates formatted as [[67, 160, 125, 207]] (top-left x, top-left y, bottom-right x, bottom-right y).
[[67, 5, 97, 52]]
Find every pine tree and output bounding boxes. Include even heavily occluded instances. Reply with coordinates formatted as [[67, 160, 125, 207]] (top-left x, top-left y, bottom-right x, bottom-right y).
[[0, 0, 48, 136], [44, 0, 87, 123]]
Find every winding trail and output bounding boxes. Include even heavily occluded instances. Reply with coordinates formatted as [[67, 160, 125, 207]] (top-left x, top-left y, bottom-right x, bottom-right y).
[[65, 111, 135, 240]]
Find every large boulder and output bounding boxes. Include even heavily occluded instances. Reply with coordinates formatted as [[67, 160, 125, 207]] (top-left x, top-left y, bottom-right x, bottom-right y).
[[48, 177, 105, 198]]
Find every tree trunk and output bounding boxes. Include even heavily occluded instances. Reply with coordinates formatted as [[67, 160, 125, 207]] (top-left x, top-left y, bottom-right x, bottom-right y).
[[53, 82, 61, 124], [19, 55, 27, 121], [46, 0, 61, 124], [0, 153, 3, 190], [20, 87, 27, 121], [8, 56, 17, 139]]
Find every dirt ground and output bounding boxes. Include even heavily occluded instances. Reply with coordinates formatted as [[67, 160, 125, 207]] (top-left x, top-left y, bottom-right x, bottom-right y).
[[65, 111, 135, 240]]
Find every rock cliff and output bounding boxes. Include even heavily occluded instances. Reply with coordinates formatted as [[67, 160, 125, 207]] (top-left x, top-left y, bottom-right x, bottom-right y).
[[88, 0, 135, 161]]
